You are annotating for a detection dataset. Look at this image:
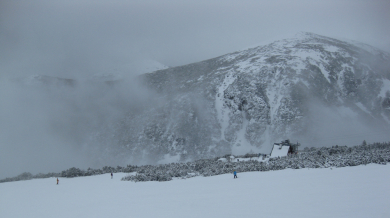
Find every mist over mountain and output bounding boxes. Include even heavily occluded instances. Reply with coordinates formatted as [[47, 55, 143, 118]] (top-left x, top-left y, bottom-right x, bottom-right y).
[[0, 61, 165, 178], [87, 32, 390, 166], [1, 33, 390, 178]]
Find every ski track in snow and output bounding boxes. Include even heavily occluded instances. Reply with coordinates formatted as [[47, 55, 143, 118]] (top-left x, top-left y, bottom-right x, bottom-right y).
[[355, 102, 374, 118], [215, 71, 235, 141], [231, 111, 257, 154], [157, 154, 181, 165], [382, 113, 390, 124], [267, 81, 282, 123], [379, 79, 390, 98], [292, 50, 331, 83], [1, 164, 390, 218], [263, 82, 282, 150]]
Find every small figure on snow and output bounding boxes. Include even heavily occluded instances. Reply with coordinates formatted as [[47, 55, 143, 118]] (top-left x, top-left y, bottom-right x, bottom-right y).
[[56, 178, 59, 185], [111, 173, 113, 179], [233, 171, 237, 179]]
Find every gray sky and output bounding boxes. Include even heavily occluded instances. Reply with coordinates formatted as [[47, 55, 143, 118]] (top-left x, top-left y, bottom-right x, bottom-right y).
[[1, 0, 390, 79]]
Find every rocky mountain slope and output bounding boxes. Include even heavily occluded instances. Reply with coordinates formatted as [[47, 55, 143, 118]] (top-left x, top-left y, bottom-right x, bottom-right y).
[[88, 32, 390, 165]]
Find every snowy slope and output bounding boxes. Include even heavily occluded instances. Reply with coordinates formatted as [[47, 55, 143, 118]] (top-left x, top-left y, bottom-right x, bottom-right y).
[[1, 164, 389, 218], [88, 32, 390, 165], [12, 33, 390, 168]]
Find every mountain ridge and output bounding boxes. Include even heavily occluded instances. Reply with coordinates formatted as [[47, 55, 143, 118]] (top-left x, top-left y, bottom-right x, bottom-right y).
[[10, 32, 390, 166], [99, 32, 390, 165]]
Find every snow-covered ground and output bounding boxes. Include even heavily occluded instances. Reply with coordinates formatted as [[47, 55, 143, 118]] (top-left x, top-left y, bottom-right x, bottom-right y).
[[1, 164, 389, 218]]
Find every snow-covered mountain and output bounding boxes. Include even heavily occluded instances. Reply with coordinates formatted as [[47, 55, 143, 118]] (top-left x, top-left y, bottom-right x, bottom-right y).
[[7, 33, 390, 168], [89, 32, 390, 165]]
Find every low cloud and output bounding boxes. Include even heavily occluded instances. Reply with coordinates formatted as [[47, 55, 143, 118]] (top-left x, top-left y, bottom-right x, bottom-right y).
[[0, 76, 156, 179]]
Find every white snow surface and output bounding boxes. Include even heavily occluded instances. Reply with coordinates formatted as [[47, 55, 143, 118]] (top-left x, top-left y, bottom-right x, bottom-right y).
[[215, 71, 236, 141], [1, 164, 390, 218], [157, 154, 181, 164], [270, 145, 290, 158], [355, 102, 372, 116], [379, 79, 390, 98], [231, 111, 257, 154]]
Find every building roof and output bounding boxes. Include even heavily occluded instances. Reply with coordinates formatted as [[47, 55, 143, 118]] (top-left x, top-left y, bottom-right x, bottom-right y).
[[270, 144, 290, 158]]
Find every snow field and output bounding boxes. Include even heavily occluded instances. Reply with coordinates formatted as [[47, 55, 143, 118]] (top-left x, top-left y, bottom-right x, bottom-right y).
[[1, 164, 390, 218]]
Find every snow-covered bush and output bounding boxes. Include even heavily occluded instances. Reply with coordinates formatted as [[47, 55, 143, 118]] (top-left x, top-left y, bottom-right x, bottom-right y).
[[0, 172, 33, 183], [121, 142, 390, 182], [1, 142, 390, 183], [61, 167, 85, 178]]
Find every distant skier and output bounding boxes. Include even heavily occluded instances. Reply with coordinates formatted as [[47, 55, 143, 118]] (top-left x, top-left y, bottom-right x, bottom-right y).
[[111, 173, 113, 179], [56, 178, 59, 185], [234, 171, 237, 179]]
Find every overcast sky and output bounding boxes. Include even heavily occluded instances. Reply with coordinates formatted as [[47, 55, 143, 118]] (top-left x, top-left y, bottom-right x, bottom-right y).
[[1, 0, 390, 80]]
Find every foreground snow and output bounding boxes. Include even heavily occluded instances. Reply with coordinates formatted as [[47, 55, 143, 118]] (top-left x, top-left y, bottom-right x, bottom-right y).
[[1, 164, 389, 218]]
